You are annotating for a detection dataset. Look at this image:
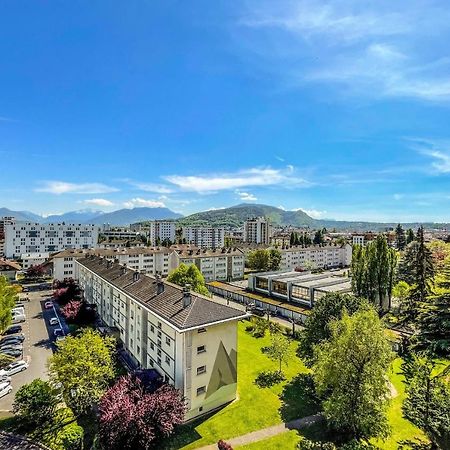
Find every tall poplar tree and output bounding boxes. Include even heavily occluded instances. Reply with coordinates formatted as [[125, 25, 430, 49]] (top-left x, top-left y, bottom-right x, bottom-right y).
[[395, 223, 406, 250]]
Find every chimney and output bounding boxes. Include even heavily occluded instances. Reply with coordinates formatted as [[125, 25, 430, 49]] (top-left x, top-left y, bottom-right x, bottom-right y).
[[183, 284, 191, 308], [133, 271, 140, 282], [156, 274, 165, 295], [121, 266, 126, 275]]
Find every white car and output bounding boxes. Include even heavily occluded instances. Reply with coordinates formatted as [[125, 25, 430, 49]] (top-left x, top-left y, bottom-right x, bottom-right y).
[[0, 382, 12, 398], [0, 360, 29, 376], [49, 317, 59, 326]]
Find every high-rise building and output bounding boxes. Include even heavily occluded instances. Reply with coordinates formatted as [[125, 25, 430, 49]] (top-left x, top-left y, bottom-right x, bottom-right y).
[[181, 227, 224, 248], [243, 217, 272, 244]]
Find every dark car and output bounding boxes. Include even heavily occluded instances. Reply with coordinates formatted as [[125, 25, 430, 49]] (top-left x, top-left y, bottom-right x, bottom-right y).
[[0, 335, 25, 345], [251, 307, 266, 317], [0, 349, 22, 358], [3, 325, 22, 335]]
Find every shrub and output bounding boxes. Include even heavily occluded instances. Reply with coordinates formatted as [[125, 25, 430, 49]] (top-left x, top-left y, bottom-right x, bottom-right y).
[[218, 440, 233, 450]]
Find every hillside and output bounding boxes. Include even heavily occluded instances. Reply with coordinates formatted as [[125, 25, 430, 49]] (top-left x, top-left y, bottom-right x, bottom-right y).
[[43, 209, 105, 223], [178, 204, 318, 228], [89, 207, 182, 225], [0, 208, 42, 222]]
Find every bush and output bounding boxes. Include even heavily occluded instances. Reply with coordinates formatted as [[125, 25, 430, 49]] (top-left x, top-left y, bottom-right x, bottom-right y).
[[298, 440, 336, 450], [255, 370, 286, 388], [57, 422, 84, 450], [218, 440, 233, 450], [245, 325, 254, 333]]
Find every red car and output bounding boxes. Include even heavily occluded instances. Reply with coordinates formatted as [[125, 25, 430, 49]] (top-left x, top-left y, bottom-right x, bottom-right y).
[[44, 301, 53, 309]]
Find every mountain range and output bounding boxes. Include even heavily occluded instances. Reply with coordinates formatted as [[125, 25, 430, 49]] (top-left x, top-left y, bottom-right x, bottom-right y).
[[1, 204, 450, 231]]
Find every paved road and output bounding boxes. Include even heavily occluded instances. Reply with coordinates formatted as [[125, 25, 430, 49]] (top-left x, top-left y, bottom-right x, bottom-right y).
[[0, 289, 55, 411]]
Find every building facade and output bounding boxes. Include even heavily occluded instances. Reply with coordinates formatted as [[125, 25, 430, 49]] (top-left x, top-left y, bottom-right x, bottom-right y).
[[181, 227, 225, 248], [76, 256, 246, 420], [4, 220, 98, 259], [244, 218, 272, 244]]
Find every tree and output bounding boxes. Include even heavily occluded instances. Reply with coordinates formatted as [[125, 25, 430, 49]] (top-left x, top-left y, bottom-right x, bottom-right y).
[[0, 353, 14, 369], [247, 249, 270, 271], [313, 308, 393, 441], [13, 379, 59, 428], [26, 264, 46, 279], [268, 249, 282, 271], [396, 224, 407, 251], [167, 263, 209, 296], [99, 375, 185, 450], [61, 300, 83, 322], [403, 355, 450, 449], [415, 262, 450, 357], [53, 278, 81, 305], [0, 276, 18, 333], [313, 229, 324, 245], [298, 292, 368, 367], [265, 332, 294, 374], [407, 228, 415, 244], [49, 329, 116, 415]]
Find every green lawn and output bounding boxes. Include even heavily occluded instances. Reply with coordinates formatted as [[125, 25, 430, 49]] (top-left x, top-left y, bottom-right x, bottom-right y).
[[163, 321, 319, 449]]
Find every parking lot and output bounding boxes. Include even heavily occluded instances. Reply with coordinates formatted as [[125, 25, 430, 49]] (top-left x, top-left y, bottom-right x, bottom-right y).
[[0, 287, 56, 411]]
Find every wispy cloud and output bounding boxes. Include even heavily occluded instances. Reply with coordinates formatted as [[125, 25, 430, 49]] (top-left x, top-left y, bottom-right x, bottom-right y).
[[83, 198, 114, 207], [129, 182, 174, 194], [123, 198, 166, 208], [35, 181, 119, 195], [236, 190, 257, 201], [164, 166, 310, 193], [408, 137, 450, 173], [300, 208, 327, 219], [237, 0, 450, 102]]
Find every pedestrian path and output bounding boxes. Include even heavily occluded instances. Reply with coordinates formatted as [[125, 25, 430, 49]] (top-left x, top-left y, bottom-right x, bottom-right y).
[[196, 414, 322, 449]]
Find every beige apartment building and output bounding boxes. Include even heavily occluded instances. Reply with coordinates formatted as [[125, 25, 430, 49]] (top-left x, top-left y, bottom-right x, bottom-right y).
[[76, 256, 246, 420]]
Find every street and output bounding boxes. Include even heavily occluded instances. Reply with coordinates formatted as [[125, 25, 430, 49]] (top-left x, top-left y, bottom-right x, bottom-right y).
[[0, 288, 55, 411]]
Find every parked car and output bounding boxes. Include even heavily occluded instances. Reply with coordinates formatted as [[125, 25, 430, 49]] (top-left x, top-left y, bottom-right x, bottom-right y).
[[0, 348, 22, 358], [14, 302, 25, 309], [12, 307, 25, 314], [0, 375, 11, 383], [251, 307, 266, 317], [0, 343, 23, 352], [53, 328, 64, 337], [12, 314, 26, 324], [44, 301, 53, 309], [4, 325, 22, 335], [49, 317, 59, 326], [0, 382, 12, 399], [0, 334, 25, 345], [0, 360, 29, 376]]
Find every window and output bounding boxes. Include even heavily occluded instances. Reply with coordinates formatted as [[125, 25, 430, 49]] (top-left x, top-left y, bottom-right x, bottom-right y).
[[197, 365, 206, 375], [150, 342, 154, 350], [198, 327, 206, 333], [197, 345, 206, 354], [196, 386, 206, 396], [165, 337, 170, 346], [157, 321, 162, 329], [150, 324, 154, 333], [165, 355, 170, 365]]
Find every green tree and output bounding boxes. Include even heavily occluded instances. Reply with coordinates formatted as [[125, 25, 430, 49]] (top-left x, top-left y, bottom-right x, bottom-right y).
[[13, 379, 59, 428], [313, 308, 393, 441], [403, 356, 450, 449], [0, 276, 18, 333], [247, 249, 270, 271], [313, 229, 324, 245], [167, 263, 210, 296], [265, 332, 294, 374], [0, 353, 14, 369], [298, 292, 368, 367], [407, 228, 415, 244], [49, 329, 116, 415], [268, 249, 282, 271], [396, 224, 407, 251]]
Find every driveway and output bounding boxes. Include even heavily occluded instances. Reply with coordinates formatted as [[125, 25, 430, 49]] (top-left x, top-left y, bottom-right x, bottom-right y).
[[0, 288, 55, 412]]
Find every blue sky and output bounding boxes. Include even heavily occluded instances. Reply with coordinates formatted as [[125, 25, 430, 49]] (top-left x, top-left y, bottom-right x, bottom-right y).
[[1, 0, 450, 222]]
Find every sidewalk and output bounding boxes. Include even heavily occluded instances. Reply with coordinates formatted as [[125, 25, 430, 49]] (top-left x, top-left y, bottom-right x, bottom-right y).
[[196, 414, 322, 449]]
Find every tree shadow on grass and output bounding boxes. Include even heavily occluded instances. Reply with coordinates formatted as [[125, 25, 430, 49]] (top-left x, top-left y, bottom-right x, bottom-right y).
[[279, 373, 322, 422]]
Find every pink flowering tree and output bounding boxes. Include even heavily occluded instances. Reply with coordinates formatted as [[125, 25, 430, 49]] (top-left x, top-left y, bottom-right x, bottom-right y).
[[61, 300, 82, 322], [99, 375, 186, 449]]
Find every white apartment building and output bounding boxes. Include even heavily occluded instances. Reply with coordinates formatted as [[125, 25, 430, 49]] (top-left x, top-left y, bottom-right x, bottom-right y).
[[182, 227, 225, 248], [279, 244, 352, 271], [352, 235, 365, 246], [77, 256, 246, 420], [101, 229, 140, 240], [52, 247, 171, 281], [146, 221, 176, 244], [169, 247, 245, 282], [244, 218, 272, 244], [21, 252, 50, 270], [4, 220, 98, 259]]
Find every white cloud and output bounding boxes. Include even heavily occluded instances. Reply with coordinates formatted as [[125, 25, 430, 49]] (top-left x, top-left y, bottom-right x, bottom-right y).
[[236, 190, 257, 201], [164, 166, 310, 193], [123, 198, 166, 208], [408, 138, 450, 173], [84, 198, 114, 207], [35, 181, 118, 195], [131, 182, 174, 194], [238, 1, 450, 102], [302, 209, 327, 219]]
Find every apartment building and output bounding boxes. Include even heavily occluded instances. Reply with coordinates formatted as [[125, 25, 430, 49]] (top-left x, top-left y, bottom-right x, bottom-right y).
[[76, 256, 247, 420], [52, 247, 171, 280], [21, 252, 50, 270], [169, 247, 245, 282], [280, 244, 352, 270], [4, 220, 98, 259], [244, 217, 272, 244], [182, 227, 225, 249], [0, 217, 15, 257], [101, 229, 140, 241]]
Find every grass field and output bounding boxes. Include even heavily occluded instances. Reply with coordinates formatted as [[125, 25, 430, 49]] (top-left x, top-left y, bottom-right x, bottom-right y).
[[163, 320, 320, 450]]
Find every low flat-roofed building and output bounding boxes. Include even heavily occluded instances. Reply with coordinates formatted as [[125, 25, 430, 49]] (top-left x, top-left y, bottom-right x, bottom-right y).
[[248, 269, 351, 308], [76, 255, 247, 420]]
